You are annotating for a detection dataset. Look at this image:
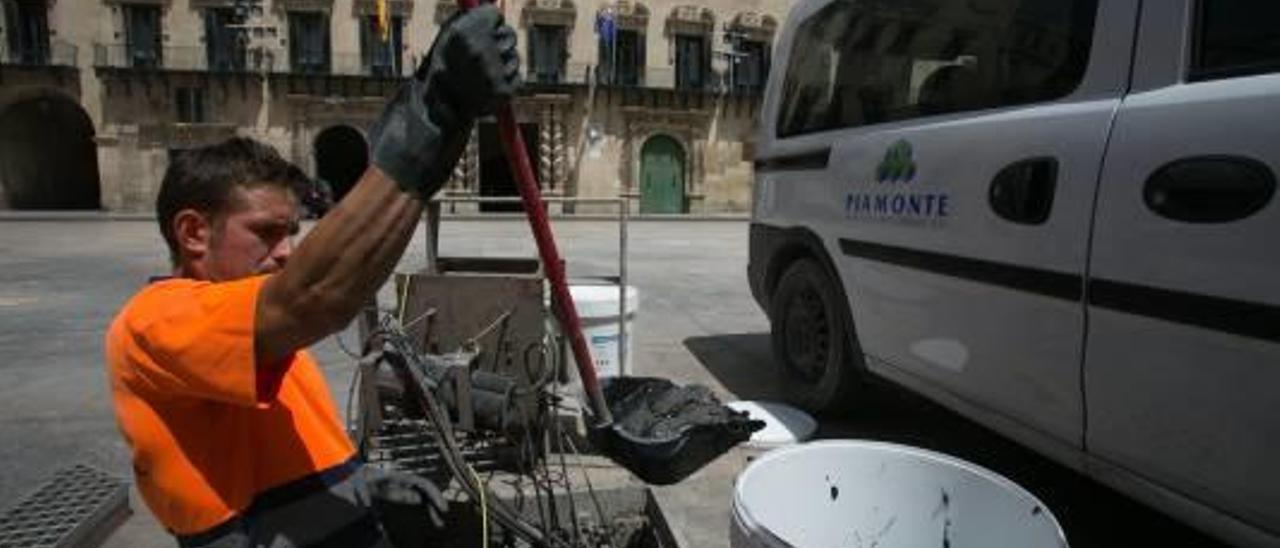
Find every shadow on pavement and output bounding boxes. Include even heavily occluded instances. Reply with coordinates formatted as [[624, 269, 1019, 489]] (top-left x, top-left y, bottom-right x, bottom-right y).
[[683, 333, 782, 401], [684, 333, 1226, 548]]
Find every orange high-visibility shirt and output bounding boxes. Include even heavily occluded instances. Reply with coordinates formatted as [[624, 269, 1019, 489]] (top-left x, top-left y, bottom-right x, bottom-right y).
[[105, 275, 355, 535]]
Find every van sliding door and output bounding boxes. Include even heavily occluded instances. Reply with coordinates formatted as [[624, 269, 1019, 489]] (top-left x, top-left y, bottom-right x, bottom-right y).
[[1084, 1, 1280, 539], [771, 0, 1137, 452]]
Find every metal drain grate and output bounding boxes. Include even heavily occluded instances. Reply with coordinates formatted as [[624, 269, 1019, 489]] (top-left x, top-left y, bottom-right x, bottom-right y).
[[0, 464, 131, 548]]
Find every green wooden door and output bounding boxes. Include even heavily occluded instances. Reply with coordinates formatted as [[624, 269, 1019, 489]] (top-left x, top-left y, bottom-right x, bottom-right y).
[[640, 136, 685, 214]]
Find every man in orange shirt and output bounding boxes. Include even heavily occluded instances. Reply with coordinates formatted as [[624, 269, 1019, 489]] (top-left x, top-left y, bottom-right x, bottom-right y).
[[105, 6, 518, 547]]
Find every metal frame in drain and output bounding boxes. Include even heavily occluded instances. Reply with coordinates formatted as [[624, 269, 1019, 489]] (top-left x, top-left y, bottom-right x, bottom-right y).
[[0, 464, 131, 548]]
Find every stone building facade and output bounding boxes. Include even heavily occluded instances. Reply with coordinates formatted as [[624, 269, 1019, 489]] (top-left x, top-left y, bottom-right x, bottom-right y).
[[0, 0, 792, 214]]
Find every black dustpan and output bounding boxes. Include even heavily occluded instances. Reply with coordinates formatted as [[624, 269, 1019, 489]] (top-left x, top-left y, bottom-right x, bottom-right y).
[[590, 377, 765, 485]]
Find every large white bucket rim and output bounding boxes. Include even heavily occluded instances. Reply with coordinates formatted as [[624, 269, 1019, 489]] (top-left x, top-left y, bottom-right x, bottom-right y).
[[732, 440, 1067, 548]]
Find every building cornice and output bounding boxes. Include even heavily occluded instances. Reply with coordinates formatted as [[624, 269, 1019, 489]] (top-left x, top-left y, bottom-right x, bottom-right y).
[[665, 5, 713, 36]]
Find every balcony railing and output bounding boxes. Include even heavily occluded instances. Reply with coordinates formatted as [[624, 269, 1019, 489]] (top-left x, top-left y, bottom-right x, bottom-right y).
[[2, 40, 78, 67], [595, 66, 766, 95], [524, 62, 592, 86], [86, 44, 765, 97], [93, 44, 279, 73], [329, 52, 409, 78]]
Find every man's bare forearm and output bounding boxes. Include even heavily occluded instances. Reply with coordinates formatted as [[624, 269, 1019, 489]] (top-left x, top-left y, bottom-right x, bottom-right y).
[[251, 6, 517, 365], [256, 166, 423, 363]]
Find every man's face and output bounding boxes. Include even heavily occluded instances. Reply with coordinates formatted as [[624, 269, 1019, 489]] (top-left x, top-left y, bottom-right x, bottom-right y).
[[204, 185, 300, 281]]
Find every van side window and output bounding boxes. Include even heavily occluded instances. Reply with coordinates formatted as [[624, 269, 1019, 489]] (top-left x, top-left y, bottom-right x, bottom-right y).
[[777, 0, 1098, 138], [1192, 1, 1280, 81]]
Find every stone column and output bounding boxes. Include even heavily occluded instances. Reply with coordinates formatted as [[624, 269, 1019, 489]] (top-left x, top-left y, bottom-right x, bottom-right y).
[[539, 104, 553, 192]]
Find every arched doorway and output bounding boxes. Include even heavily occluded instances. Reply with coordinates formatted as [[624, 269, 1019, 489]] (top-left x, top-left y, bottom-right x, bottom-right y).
[[313, 125, 369, 204], [639, 135, 685, 214], [0, 94, 101, 210]]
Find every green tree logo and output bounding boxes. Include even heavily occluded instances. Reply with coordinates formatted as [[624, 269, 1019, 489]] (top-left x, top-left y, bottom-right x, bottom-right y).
[[876, 140, 917, 183]]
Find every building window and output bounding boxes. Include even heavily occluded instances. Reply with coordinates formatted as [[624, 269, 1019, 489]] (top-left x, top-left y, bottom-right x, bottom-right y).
[[4, 1, 50, 65], [205, 8, 246, 72], [598, 28, 642, 86], [175, 87, 207, 123], [777, 0, 1098, 137], [360, 15, 403, 77], [528, 24, 567, 84], [289, 11, 330, 74], [123, 3, 163, 69], [674, 33, 709, 90], [730, 38, 769, 94], [1192, 1, 1280, 81]]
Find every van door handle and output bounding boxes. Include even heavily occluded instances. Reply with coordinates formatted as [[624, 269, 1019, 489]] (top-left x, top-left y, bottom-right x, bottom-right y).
[[1144, 156, 1276, 223], [989, 157, 1058, 225]]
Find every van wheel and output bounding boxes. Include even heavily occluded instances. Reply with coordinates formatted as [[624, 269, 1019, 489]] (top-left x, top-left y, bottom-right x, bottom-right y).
[[769, 258, 860, 414]]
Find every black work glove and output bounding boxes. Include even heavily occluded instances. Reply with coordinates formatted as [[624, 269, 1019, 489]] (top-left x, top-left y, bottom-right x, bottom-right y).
[[367, 469, 449, 547], [369, 4, 519, 199]]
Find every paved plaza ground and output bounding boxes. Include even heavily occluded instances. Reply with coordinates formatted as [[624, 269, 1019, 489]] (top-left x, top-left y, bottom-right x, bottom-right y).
[[0, 218, 1221, 546]]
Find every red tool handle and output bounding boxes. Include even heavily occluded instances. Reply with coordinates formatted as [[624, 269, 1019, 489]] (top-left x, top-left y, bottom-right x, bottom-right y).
[[456, 0, 612, 426]]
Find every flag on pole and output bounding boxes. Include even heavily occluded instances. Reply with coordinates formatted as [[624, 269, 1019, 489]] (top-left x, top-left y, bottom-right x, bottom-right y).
[[376, 0, 390, 42], [595, 6, 617, 46]]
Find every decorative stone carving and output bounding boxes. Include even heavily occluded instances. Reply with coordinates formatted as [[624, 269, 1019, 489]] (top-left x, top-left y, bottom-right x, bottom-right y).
[[521, 0, 575, 27], [292, 96, 383, 128], [729, 12, 778, 42], [620, 106, 710, 195], [601, 1, 648, 31], [287, 96, 382, 175], [665, 6, 714, 36], [532, 102, 569, 192], [446, 126, 477, 193], [137, 123, 237, 148], [549, 106, 566, 191]]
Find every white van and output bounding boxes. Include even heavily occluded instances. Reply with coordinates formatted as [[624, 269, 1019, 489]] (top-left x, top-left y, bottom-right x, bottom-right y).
[[748, 1, 1279, 546]]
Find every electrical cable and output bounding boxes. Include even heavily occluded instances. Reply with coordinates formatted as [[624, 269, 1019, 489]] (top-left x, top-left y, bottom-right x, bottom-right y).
[[562, 432, 608, 530], [366, 312, 645, 547], [468, 464, 489, 547], [379, 323, 567, 547], [397, 276, 412, 324], [515, 340, 555, 396], [470, 309, 514, 349], [488, 313, 512, 373], [400, 306, 438, 333], [345, 363, 361, 439], [335, 330, 362, 359], [552, 379, 583, 545]]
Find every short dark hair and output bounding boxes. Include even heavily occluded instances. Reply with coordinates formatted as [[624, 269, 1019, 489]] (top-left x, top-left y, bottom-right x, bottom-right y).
[[156, 137, 310, 264]]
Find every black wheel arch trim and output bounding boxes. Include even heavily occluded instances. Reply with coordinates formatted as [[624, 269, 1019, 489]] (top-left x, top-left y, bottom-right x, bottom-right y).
[[750, 222, 862, 355]]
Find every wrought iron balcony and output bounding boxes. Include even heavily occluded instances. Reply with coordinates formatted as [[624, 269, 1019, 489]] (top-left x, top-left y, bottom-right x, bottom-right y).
[[93, 44, 278, 74], [594, 66, 726, 92], [523, 62, 592, 86], [329, 52, 409, 78], [1, 40, 77, 67]]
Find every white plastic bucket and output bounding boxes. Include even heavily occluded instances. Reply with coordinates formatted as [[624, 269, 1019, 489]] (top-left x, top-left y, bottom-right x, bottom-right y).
[[731, 441, 1067, 548], [725, 401, 817, 448], [568, 284, 639, 378]]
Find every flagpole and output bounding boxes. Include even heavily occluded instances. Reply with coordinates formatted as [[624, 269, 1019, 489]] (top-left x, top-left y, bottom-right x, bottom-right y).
[[611, 0, 618, 85]]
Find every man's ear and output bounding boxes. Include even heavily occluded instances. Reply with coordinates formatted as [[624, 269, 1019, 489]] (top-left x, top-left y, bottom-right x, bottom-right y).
[[172, 209, 212, 262]]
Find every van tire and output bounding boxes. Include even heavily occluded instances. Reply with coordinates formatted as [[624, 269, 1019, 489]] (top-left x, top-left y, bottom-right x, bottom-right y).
[[769, 258, 861, 414]]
